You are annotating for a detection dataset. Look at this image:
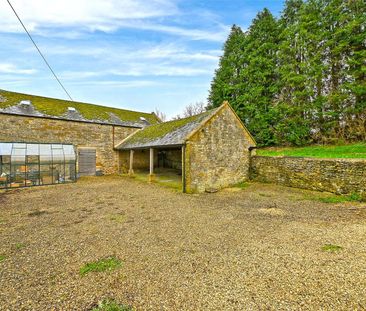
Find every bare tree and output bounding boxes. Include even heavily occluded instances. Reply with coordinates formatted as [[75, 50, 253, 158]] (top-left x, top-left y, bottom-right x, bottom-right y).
[[154, 108, 166, 122], [173, 101, 207, 119]]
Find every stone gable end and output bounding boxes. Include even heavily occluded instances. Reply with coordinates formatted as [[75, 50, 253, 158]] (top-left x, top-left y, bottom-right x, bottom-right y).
[[185, 105, 254, 193]]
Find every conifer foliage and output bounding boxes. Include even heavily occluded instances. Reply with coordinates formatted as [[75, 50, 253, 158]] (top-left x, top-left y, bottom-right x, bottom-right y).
[[208, 0, 366, 146]]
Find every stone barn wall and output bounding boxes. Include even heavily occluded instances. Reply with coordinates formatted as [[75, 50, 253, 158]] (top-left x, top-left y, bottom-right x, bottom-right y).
[[250, 156, 366, 195], [119, 149, 158, 173], [0, 113, 137, 174], [185, 106, 254, 193]]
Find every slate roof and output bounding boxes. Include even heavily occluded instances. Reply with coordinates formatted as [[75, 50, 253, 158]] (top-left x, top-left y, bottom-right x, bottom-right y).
[[0, 89, 159, 127], [116, 108, 219, 150]]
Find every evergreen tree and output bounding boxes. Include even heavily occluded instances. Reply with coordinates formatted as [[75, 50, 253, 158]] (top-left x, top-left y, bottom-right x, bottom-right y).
[[207, 25, 246, 109], [276, 0, 313, 145], [341, 0, 366, 140], [207, 0, 366, 146], [238, 8, 280, 145]]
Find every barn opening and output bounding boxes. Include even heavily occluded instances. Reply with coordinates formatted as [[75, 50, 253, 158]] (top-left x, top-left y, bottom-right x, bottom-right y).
[[119, 146, 183, 191], [0, 142, 76, 189]]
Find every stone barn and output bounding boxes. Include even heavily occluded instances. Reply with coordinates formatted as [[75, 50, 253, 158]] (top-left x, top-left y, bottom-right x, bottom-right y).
[[0, 90, 255, 192], [117, 102, 256, 193], [0, 90, 159, 188]]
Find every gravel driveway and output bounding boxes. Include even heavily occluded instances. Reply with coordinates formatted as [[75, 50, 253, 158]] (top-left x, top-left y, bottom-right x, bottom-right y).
[[0, 176, 365, 310]]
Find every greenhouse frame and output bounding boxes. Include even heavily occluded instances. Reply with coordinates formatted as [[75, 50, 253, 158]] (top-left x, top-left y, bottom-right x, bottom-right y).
[[0, 143, 76, 189]]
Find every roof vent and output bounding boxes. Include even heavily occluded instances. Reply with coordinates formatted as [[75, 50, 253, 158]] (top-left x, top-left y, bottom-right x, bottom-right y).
[[139, 116, 150, 126], [68, 107, 76, 112], [20, 100, 31, 106]]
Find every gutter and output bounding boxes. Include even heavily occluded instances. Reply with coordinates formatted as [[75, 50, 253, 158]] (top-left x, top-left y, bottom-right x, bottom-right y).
[[115, 143, 184, 151]]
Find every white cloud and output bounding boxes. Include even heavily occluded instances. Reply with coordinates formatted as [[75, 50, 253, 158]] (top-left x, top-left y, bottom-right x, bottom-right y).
[[0, 0, 178, 32], [68, 80, 158, 88], [0, 0, 229, 42], [0, 63, 37, 74], [115, 20, 229, 42], [43, 42, 221, 62]]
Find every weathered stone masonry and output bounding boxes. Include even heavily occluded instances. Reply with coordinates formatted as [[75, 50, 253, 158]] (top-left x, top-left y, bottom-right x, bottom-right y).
[[1, 114, 137, 174], [250, 156, 366, 195], [185, 106, 254, 193]]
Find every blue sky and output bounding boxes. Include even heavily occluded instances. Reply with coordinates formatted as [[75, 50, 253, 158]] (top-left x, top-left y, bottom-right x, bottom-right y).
[[0, 0, 284, 118]]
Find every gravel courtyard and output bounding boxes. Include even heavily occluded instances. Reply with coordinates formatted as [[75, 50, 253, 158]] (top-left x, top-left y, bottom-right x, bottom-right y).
[[0, 176, 365, 310]]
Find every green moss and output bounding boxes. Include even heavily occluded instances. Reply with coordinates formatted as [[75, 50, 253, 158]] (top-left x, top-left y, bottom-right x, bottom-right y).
[[0, 89, 159, 124], [126, 111, 210, 144], [0, 255, 5, 262]]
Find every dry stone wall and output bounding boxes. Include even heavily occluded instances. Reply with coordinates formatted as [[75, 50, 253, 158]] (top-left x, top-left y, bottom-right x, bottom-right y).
[[251, 156, 366, 195], [1, 114, 137, 174]]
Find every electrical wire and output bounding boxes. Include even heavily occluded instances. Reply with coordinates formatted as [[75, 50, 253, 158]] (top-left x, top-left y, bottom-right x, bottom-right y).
[[6, 0, 73, 101]]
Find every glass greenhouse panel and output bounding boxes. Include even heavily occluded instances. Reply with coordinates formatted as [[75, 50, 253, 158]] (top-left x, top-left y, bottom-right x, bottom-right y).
[[0, 143, 76, 189]]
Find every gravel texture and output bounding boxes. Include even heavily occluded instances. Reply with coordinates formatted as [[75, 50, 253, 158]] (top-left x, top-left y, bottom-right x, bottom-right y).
[[0, 176, 365, 310]]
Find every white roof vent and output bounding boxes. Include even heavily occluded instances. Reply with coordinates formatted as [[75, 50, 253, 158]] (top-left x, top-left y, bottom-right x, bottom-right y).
[[139, 116, 150, 126], [20, 100, 31, 106], [68, 107, 76, 112]]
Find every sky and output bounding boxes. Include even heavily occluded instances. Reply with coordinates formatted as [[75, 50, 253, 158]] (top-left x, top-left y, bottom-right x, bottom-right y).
[[0, 0, 284, 118]]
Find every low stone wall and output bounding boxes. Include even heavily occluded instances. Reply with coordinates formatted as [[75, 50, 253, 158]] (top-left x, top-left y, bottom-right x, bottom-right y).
[[250, 156, 366, 195]]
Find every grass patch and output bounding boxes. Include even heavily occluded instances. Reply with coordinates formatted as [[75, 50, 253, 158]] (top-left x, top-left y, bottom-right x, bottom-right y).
[[109, 214, 125, 223], [322, 244, 343, 252], [257, 143, 366, 159], [91, 299, 132, 311], [317, 193, 363, 203], [232, 181, 248, 189], [80, 257, 122, 276], [15, 243, 25, 250], [0, 255, 5, 262]]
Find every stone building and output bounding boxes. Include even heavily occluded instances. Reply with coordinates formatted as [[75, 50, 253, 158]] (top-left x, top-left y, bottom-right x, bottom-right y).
[[117, 102, 256, 193], [0, 89, 159, 187], [0, 90, 256, 192]]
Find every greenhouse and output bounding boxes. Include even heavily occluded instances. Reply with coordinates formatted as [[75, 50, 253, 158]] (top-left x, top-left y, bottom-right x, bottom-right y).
[[0, 143, 76, 189]]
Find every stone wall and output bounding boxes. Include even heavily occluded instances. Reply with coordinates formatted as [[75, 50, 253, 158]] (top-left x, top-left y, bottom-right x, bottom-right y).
[[185, 105, 254, 193], [119, 149, 158, 173], [251, 156, 366, 194], [162, 149, 181, 170], [1, 114, 137, 174]]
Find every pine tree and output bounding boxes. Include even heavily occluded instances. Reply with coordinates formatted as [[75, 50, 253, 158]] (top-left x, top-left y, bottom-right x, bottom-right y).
[[237, 8, 280, 145], [341, 0, 366, 140], [207, 0, 365, 146], [207, 25, 246, 110], [276, 0, 313, 145]]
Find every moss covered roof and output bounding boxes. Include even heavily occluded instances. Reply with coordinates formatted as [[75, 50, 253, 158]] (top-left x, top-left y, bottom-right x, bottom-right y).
[[117, 109, 216, 149], [0, 89, 159, 126]]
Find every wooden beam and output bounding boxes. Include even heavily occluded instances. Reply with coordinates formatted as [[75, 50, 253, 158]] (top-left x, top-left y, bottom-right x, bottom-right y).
[[149, 148, 155, 182], [128, 149, 134, 176]]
